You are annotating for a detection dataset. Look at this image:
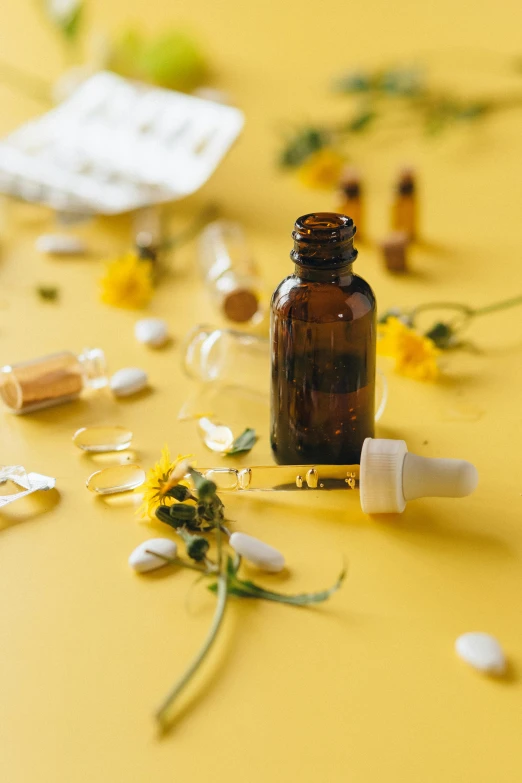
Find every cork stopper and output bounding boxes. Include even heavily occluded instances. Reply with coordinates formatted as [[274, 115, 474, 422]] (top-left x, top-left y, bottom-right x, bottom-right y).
[[223, 289, 260, 323], [379, 232, 409, 273], [340, 166, 361, 198]]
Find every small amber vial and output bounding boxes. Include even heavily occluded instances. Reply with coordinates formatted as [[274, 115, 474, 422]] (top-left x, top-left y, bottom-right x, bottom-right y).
[[391, 167, 417, 240], [338, 166, 364, 241], [270, 213, 376, 465], [0, 348, 107, 414]]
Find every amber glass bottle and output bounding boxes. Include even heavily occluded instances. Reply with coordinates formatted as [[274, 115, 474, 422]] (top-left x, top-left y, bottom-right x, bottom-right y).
[[270, 213, 376, 465], [391, 167, 417, 240]]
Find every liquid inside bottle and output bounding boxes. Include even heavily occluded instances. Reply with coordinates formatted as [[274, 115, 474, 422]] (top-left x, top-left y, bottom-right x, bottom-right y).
[[270, 213, 376, 465]]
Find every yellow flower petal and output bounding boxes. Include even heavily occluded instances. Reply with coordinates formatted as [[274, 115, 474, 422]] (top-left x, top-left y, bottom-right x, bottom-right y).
[[137, 446, 194, 519], [100, 251, 154, 309], [378, 317, 440, 382], [297, 148, 345, 190]]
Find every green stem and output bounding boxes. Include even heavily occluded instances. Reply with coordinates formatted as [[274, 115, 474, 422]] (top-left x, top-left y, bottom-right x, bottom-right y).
[[410, 295, 522, 333], [154, 510, 228, 731], [472, 294, 522, 317], [155, 568, 228, 730], [144, 551, 211, 574]]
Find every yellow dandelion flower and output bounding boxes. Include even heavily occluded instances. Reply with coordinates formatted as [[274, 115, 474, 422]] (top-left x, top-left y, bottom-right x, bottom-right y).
[[297, 148, 345, 189], [378, 317, 441, 382], [138, 445, 194, 519], [100, 251, 154, 309]]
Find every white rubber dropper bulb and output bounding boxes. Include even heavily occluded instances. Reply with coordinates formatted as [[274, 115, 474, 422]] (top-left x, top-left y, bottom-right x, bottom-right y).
[[359, 438, 478, 514]]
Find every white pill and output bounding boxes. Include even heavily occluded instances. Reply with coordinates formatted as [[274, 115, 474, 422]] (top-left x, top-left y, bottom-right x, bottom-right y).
[[455, 632, 506, 675], [129, 538, 177, 573], [35, 234, 87, 255], [229, 531, 285, 573], [134, 318, 169, 347], [110, 367, 148, 397]]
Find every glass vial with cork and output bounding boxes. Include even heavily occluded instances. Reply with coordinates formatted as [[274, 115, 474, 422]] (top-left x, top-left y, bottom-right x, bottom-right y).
[[391, 166, 417, 240], [270, 213, 376, 465], [0, 348, 107, 414], [338, 166, 364, 241], [198, 220, 264, 324]]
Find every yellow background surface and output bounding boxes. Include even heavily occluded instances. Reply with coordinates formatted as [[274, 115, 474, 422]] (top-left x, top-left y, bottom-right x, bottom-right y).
[[0, 1, 521, 781]]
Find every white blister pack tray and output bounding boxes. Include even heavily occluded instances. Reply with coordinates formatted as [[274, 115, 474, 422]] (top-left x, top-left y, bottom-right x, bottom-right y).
[[0, 72, 244, 214]]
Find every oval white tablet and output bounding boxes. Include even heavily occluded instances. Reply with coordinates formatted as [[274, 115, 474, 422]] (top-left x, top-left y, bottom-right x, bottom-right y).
[[455, 632, 506, 675], [129, 538, 177, 573], [110, 368, 148, 397]]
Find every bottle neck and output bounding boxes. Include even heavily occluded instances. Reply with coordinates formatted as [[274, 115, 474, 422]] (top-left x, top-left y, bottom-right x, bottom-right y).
[[295, 263, 354, 282], [290, 212, 358, 278]]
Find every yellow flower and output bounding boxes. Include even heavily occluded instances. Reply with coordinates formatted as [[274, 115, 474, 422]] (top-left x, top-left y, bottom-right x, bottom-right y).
[[100, 251, 154, 309], [138, 445, 193, 519], [378, 317, 441, 381], [297, 148, 344, 189]]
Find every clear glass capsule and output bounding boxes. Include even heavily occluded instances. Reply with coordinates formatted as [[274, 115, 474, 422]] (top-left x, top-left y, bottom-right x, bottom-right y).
[[73, 426, 133, 452], [197, 416, 234, 453], [86, 464, 145, 495]]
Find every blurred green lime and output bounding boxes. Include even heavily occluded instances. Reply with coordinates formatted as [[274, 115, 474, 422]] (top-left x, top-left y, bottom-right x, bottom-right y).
[[109, 29, 208, 92]]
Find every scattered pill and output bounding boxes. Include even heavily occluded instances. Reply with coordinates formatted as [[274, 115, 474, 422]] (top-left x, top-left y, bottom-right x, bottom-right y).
[[134, 317, 169, 347], [229, 531, 285, 573], [73, 425, 133, 452], [86, 464, 146, 494], [35, 234, 87, 255], [110, 368, 148, 397], [129, 538, 177, 573], [455, 632, 506, 675]]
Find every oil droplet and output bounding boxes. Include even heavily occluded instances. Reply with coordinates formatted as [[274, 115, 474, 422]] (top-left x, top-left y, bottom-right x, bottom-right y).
[[86, 464, 145, 495], [73, 426, 133, 453], [305, 468, 319, 488], [238, 468, 252, 490], [198, 417, 234, 453]]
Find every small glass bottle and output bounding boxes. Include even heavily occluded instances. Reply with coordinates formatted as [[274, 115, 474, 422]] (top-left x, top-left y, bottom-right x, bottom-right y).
[[338, 166, 364, 241], [391, 166, 417, 240], [0, 348, 107, 414], [271, 213, 376, 465], [198, 220, 264, 324]]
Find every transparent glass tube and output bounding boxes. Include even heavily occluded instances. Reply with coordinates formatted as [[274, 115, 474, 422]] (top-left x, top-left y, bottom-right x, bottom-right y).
[[198, 221, 264, 324], [0, 348, 107, 414], [182, 325, 387, 421], [194, 464, 360, 492]]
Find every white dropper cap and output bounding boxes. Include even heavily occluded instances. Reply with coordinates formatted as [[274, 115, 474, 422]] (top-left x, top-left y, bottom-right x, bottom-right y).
[[359, 438, 478, 514]]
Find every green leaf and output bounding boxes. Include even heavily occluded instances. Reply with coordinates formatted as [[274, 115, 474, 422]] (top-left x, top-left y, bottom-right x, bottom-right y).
[[333, 71, 372, 93], [208, 564, 346, 605], [424, 321, 455, 349], [346, 109, 376, 134], [61, 4, 83, 40], [225, 428, 257, 456], [36, 285, 59, 301], [279, 128, 328, 168]]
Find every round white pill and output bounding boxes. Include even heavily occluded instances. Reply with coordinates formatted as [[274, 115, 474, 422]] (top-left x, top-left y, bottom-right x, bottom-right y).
[[134, 318, 169, 347]]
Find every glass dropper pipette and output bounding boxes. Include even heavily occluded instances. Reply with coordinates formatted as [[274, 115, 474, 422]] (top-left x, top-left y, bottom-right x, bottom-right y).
[[195, 438, 479, 515]]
